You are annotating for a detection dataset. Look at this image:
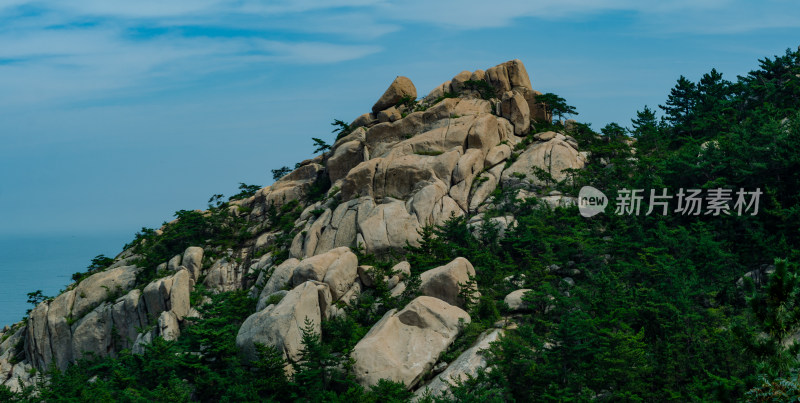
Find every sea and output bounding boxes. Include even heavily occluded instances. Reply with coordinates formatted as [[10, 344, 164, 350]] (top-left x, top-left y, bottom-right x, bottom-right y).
[[0, 232, 131, 327]]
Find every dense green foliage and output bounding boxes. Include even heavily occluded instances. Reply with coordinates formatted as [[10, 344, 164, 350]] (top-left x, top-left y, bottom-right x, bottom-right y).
[[415, 47, 800, 401], [4, 48, 800, 401], [125, 198, 252, 285]]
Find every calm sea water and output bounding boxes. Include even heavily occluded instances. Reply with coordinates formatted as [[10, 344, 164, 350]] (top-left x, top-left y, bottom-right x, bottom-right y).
[[0, 233, 130, 327]]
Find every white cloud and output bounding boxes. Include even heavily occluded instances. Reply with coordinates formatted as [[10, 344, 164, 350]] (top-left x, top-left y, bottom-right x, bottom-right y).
[[0, 1, 390, 107], [1, 0, 797, 108]]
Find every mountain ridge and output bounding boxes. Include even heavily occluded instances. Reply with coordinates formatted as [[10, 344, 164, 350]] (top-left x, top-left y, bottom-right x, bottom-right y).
[[2, 48, 800, 401]]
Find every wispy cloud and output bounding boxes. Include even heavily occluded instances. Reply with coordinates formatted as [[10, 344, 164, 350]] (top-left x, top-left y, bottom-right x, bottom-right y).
[[0, 1, 389, 107], [1, 0, 797, 108]]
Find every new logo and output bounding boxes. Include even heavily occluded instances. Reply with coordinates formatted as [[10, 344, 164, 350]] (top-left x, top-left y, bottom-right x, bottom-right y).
[[578, 186, 608, 217]]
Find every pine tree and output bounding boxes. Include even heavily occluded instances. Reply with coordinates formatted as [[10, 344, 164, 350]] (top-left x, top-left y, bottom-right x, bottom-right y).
[[737, 47, 800, 118], [695, 68, 734, 139], [629, 105, 663, 152], [536, 92, 578, 123], [312, 137, 331, 154], [659, 76, 698, 142], [291, 318, 350, 400]]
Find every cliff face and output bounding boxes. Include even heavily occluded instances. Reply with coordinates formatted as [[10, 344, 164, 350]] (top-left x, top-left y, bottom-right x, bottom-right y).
[[0, 59, 586, 394]]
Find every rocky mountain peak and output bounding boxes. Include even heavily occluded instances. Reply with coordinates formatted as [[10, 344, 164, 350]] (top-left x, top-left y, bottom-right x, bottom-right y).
[[0, 58, 585, 395]]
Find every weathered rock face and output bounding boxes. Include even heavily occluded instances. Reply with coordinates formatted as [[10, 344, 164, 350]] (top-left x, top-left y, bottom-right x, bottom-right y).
[[204, 258, 247, 292], [25, 258, 196, 371], [285, 59, 587, 257], [257, 258, 301, 309], [372, 76, 417, 114], [502, 137, 586, 188], [485, 59, 532, 94], [413, 329, 503, 400], [419, 257, 478, 308], [351, 296, 470, 389], [290, 247, 358, 301], [71, 265, 139, 319], [293, 96, 523, 257], [26, 265, 138, 370], [237, 281, 331, 364], [183, 246, 204, 280], [327, 136, 367, 184], [498, 90, 530, 135]]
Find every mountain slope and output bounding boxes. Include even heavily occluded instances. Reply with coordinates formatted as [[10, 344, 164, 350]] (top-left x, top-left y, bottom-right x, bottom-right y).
[[2, 49, 800, 401]]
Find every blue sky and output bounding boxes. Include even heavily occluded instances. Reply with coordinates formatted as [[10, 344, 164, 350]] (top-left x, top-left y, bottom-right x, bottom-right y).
[[1, 0, 799, 240]]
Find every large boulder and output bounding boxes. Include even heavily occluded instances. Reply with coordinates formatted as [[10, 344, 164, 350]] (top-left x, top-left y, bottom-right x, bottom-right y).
[[328, 139, 366, 184], [501, 137, 586, 188], [413, 329, 503, 400], [485, 59, 532, 94], [237, 281, 331, 364], [351, 296, 470, 388], [504, 289, 532, 311], [182, 246, 204, 280], [71, 265, 139, 319], [203, 258, 246, 292], [419, 258, 478, 308], [498, 90, 530, 136], [322, 251, 359, 301], [143, 276, 172, 316], [169, 269, 193, 320], [258, 258, 301, 308], [111, 289, 147, 350], [449, 70, 473, 93], [372, 76, 417, 114], [71, 303, 113, 362], [291, 247, 358, 301], [167, 254, 181, 271]]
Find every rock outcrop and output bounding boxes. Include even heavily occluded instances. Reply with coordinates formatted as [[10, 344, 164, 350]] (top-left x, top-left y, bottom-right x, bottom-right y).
[[237, 280, 332, 364], [351, 296, 470, 389], [281, 59, 585, 259], [290, 247, 358, 301], [419, 257, 478, 308], [8, 58, 591, 391], [502, 137, 586, 188], [372, 76, 417, 114], [25, 249, 198, 371]]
